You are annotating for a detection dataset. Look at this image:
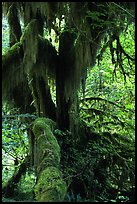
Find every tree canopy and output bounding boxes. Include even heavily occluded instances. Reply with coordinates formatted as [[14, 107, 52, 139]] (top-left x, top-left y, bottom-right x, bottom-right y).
[[2, 2, 135, 108]]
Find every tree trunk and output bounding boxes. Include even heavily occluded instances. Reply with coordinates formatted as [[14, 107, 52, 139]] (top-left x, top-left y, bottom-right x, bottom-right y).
[[7, 3, 22, 47], [29, 73, 56, 120], [32, 118, 67, 202], [56, 69, 70, 130], [56, 31, 80, 138]]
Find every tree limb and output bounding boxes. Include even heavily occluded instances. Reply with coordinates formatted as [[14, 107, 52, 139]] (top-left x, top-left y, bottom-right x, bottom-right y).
[[81, 97, 125, 109], [111, 2, 135, 19]]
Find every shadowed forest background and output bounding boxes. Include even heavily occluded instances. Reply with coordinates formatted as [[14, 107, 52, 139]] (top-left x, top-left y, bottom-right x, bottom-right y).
[[2, 2, 135, 202]]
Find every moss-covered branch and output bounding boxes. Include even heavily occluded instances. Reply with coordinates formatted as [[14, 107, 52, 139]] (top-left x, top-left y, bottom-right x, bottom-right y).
[[2, 32, 57, 117], [2, 42, 23, 71], [32, 118, 67, 202]]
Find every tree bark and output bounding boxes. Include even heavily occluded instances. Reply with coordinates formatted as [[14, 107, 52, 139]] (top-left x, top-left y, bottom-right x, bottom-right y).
[[30, 75, 56, 120], [7, 3, 22, 47], [56, 31, 80, 137]]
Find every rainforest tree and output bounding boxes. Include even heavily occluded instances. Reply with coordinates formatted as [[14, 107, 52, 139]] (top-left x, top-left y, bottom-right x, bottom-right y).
[[2, 2, 135, 202]]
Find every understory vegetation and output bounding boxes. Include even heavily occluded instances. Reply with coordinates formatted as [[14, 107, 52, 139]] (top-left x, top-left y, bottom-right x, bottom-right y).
[[2, 2, 135, 202]]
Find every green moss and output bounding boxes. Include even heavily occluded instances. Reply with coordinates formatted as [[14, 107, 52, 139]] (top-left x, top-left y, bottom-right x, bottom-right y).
[[32, 118, 67, 201], [33, 117, 56, 133], [2, 42, 21, 67], [32, 118, 60, 172], [2, 41, 24, 100], [21, 19, 39, 72], [34, 167, 67, 202]]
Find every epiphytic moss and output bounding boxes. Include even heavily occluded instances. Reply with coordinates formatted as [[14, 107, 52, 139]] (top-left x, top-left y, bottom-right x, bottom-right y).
[[32, 118, 60, 173], [32, 118, 67, 201], [34, 166, 67, 202]]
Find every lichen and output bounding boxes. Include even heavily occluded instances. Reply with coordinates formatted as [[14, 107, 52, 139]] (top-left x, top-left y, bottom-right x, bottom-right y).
[[34, 167, 67, 202]]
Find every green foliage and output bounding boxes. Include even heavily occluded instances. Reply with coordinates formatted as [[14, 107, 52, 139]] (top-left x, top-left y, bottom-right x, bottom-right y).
[[13, 170, 36, 201], [80, 23, 135, 138], [55, 127, 134, 202], [3, 169, 37, 202], [76, 23, 135, 202], [2, 105, 30, 186], [55, 23, 135, 202], [2, 105, 37, 201]]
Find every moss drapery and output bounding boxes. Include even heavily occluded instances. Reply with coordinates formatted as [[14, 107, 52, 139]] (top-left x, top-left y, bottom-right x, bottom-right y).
[[2, 33, 57, 119], [3, 2, 134, 131]]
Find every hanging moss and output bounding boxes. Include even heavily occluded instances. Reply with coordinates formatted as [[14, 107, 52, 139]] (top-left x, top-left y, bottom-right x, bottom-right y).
[[37, 36, 58, 79], [7, 2, 22, 47], [20, 2, 98, 103], [3, 17, 58, 115], [21, 17, 58, 81], [21, 18, 57, 77], [2, 42, 21, 68], [58, 2, 104, 102], [3, 2, 104, 106], [21, 19, 39, 73], [59, 29, 92, 101], [2, 42, 24, 100]]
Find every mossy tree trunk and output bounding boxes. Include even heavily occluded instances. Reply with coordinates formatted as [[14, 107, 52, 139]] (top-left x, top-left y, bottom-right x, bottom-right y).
[[29, 73, 56, 120], [32, 118, 67, 202], [56, 31, 80, 139]]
